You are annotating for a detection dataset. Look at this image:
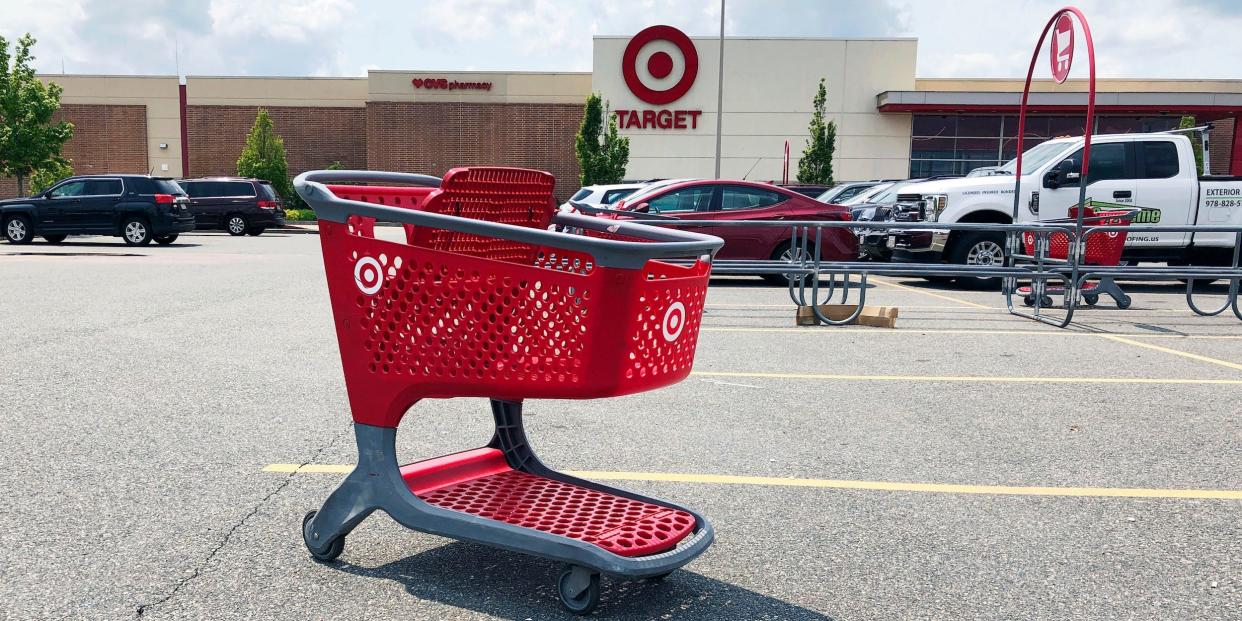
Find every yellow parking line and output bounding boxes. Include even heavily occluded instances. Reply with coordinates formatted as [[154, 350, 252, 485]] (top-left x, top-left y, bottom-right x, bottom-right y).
[[699, 327, 1242, 339], [1101, 335, 1242, 371], [690, 370, 1242, 385], [262, 464, 1242, 500], [869, 277, 991, 309]]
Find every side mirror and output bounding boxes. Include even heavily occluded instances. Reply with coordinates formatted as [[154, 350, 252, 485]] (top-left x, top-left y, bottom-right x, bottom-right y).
[[1043, 169, 1061, 189], [634, 202, 653, 213]]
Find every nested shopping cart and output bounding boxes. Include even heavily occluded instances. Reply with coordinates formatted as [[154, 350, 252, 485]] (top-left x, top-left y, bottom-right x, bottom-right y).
[[293, 167, 723, 614], [1019, 208, 1135, 308]]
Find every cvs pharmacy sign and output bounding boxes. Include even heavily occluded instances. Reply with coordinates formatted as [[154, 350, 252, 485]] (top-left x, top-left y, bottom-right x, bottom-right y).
[[614, 25, 703, 130]]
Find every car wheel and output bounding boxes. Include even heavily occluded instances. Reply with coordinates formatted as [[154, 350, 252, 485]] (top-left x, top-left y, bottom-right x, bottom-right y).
[[226, 214, 248, 236], [4, 215, 34, 244], [154, 234, 178, 245], [43, 234, 68, 244], [246, 227, 266, 236], [121, 217, 152, 246], [762, 241, 817, 286], [948, 232, 1006, 289]]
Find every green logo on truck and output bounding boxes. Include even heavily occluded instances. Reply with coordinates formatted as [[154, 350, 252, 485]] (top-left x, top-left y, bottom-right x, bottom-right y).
[[1084, 198, 1161, 223]]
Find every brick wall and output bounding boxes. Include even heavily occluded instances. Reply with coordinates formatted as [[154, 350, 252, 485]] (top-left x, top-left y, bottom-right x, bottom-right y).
[[1, 104, 147, 198], [185, 105, 367, 178], [1207, 117, 1234, 175], [366, 101, 584, 201]]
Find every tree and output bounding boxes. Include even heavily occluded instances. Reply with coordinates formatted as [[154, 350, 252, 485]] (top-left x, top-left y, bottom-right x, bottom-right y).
[[574, 92, 629, 186], [1179, 115, 1204, 176], [30, 157, 74, 194], [236, 108, 298, 205], [0, 34, 74, 196], [797, 78, 836, 185]]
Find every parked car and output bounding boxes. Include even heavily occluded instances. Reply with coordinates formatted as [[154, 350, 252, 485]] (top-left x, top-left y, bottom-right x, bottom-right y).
[[559, 182, 648, 213], [778, 183, 832, 198], [177, 177, 286, 235], [847, 177, 958, 260], [1, 174, 194, 246], [889, 132, 1242, 285], [816, 181, 885, 204], [611, 179, 857, 284]]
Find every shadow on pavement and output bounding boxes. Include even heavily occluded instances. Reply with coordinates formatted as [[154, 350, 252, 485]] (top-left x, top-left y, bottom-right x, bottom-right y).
[[2, 251, 151, 257], [709, 277, 876, 291], [332, 541, 834, 620]]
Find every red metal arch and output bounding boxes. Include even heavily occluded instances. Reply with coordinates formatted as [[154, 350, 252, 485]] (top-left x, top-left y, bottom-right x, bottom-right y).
[[1012, 7, 1096, 222]]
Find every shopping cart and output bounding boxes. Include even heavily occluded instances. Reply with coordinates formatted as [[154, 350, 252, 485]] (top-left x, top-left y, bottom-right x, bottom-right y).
[[293, 167, 724, 614], [1019, 208, 1135, 308]]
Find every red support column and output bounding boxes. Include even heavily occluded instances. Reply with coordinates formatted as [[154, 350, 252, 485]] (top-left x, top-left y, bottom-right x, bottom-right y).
[[1231, 115, 1242, 176], [179, 83, 190, 177]]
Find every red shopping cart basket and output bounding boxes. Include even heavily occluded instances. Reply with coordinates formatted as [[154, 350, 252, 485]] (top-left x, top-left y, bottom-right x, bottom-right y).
[[1019, 208, 1134, 308], [295, 167, 723, 614]]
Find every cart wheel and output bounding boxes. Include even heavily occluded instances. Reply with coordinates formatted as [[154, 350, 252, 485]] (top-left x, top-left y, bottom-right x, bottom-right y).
[[1117, 296, 1133, 310], [1022, 294, 1035, 307], [557, 565, 600, 615], [302, 510, 344, 562], [1083, 294, 1099, 306], [1041, 295, 1055, 308]]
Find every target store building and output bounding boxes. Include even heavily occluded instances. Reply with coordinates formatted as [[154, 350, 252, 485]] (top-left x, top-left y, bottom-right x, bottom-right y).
[[7, 25, 1242, 200]]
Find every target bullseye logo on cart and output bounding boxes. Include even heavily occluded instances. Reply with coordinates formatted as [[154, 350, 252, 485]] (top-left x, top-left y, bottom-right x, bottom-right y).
[[354, 256, 383, 295], [662, 301, 687, 342], [615, 25, 703, 131]]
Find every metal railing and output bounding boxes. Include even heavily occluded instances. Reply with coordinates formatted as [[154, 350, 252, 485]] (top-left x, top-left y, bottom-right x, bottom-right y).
[[618, 218, 1242, 327]]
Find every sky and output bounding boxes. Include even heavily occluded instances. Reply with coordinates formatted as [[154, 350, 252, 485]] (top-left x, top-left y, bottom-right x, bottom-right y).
[[2, 0, 1241, 80]]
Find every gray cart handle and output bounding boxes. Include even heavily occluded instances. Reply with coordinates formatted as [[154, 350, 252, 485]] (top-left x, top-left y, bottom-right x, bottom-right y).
[[294, 170, 723, 269]]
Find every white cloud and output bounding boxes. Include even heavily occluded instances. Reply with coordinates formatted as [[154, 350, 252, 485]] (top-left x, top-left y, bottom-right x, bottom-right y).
[[2, 0, 1239, 79]]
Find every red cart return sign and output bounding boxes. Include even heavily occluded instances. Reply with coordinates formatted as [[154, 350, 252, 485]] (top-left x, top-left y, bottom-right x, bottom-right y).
[[1050, 12, 1075, 83]]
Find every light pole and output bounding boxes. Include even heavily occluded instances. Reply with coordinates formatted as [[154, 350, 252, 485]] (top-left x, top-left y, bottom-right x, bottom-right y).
[[713, 0, 725, 178]]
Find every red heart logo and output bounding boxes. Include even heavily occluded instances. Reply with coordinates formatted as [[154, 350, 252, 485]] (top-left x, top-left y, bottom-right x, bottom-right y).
[[412, 79, 423, 88]]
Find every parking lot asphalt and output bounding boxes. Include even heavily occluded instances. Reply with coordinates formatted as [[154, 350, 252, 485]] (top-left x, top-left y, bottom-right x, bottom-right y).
[[1, 231, 1238, 620]]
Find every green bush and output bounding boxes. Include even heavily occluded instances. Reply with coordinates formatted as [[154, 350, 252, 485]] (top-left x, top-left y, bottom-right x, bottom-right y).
[[284, 208, 317, 222]]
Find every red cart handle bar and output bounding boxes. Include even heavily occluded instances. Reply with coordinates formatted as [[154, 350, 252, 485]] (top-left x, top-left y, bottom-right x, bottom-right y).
[[294, 170, 723, 270]]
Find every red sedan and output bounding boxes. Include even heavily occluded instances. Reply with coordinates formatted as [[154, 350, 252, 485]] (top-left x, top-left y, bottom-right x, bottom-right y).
[[611, 179, 858, 283]]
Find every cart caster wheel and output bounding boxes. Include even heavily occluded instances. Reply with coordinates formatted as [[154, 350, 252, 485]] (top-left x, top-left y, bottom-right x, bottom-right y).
[[1083, 294, 1099, 306], [1117, 296, 1132, 310], [557, 565, 600, 615], [302, 510, 344, 562], [1041, 295, 1055, 307], [1022, 294, 1035, 307]]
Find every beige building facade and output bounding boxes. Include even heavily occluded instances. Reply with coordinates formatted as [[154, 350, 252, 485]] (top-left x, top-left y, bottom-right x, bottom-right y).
[[7, 28, 1242, 200]]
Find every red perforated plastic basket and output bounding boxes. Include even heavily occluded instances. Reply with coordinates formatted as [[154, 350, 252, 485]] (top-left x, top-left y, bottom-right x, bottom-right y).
[[1022, 210, 1133, 266], [318, 168, 712, 428]]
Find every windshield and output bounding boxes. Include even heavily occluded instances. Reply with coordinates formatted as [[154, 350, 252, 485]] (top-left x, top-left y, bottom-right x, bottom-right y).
[[999, 141, 1071, 174], [817, 183, 864, 203], [841, 182, 893, 206], [620, 180, 684, 207], [153, 179, 186, 195]]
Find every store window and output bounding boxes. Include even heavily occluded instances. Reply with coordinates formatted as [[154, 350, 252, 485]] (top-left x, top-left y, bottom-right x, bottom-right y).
[[910, 114, 1184, 177]]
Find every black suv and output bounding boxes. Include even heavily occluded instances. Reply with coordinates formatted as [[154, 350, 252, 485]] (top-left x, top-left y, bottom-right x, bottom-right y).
[[177, 177, 286, 236], [1, 175, 195, 246]]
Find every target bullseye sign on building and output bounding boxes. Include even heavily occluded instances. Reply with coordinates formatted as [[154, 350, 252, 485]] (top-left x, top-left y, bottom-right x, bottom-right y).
[[593, 28, 919, 180], [613, 25, 704, 130]]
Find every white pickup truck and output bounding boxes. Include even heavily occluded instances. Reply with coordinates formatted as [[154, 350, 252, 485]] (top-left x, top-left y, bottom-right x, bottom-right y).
[[888, 132, 1242, 276]]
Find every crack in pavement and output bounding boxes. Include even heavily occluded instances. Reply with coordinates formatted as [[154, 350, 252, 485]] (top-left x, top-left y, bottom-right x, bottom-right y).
[[132, 424, 353, 618]]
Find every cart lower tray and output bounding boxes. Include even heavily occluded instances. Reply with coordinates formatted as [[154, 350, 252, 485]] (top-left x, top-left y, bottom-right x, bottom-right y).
[[401, 448, 694, 557]]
